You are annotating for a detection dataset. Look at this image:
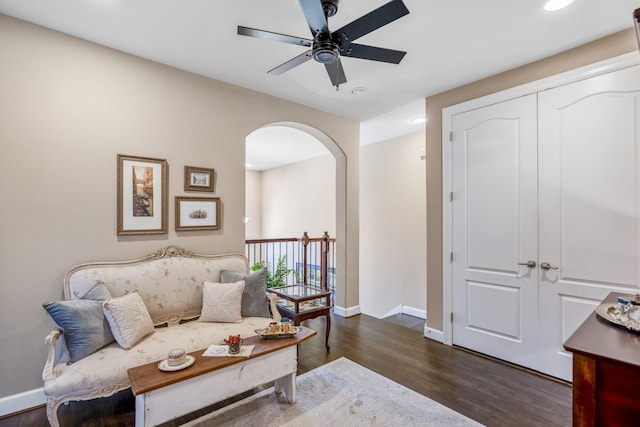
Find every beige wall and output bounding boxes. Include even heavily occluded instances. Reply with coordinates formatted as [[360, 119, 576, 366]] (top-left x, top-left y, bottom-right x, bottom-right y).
[[425, 28, 639, 331], [245, 170, 263, 239], [360, 133, 426, 318], [261, 155, 336, 238], [0, 14, 359, 399]]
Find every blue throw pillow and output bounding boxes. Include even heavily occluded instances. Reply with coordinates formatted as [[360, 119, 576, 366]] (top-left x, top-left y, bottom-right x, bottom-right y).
[[220, 268, 271, 318], [42, 282, 115, 363]]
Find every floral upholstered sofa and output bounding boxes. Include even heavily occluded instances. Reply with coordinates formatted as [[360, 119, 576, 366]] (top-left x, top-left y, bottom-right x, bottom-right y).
[[42, 246, 280, 427]]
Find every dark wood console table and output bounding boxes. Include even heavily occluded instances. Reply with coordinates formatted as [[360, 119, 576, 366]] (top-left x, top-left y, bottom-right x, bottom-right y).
[[563, 292, 640, 426], [268, 285, 331, 351]]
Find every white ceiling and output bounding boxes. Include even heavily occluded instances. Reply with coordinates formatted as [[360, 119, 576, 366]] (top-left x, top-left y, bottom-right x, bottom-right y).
[[1, 0, 637, 167], [246, 125, 330, 170]]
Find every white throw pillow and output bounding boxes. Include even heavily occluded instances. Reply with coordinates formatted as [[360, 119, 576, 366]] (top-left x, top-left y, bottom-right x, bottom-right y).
[[199, 280, 245, 323], [103, 291, 155, 349]]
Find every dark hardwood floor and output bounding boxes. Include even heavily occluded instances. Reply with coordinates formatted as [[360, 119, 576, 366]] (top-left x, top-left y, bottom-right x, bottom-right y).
[[1, 313, 571, 427]]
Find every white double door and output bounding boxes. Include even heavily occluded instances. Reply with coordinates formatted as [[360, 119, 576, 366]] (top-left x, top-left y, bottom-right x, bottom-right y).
[[450, 65, 640, 381]]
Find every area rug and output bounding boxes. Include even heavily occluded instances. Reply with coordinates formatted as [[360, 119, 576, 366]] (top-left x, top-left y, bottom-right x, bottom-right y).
[[181, 357, 484, 426]]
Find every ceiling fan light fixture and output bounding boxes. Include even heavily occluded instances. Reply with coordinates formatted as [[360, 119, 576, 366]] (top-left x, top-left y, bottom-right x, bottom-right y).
[[312, 40, 340, 64]]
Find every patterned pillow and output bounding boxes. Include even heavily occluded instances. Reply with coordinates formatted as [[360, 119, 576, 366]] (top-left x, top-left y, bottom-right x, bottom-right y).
[[103, 291, 155, 349], [199, 280, 245, 323], [221, 268, 271, 318], [42, 282, 114, 363]]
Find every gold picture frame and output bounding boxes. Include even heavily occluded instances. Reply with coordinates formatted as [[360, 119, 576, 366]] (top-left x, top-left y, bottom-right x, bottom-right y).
[[175, 196, 220, 231], [184, 166, 215, 192], [117, 154, 168, 235]]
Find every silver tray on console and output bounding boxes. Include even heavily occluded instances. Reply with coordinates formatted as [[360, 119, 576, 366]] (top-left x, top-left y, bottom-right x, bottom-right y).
[[595, 303, 640, 332], [255, 327, 300, 339]]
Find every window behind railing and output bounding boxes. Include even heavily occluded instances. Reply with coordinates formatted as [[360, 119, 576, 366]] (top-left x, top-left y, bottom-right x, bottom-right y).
[[245, 232, 336, 295]]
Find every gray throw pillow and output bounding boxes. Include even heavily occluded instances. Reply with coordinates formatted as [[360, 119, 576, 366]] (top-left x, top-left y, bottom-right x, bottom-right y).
[[81, 281, 112, 300], [220, 268, 271, 318], [42, 282, 115, 363]]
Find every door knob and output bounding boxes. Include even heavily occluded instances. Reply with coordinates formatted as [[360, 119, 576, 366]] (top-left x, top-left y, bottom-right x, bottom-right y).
[[540, 262, 558, 270], [518, 260, 536, 268]]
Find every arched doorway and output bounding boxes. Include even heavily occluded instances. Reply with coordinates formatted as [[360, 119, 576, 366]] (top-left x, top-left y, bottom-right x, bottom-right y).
[[244, 122, 348, 312]]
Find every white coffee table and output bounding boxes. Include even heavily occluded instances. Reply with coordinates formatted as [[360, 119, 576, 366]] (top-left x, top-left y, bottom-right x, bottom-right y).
[[127, 326, 316, 427]]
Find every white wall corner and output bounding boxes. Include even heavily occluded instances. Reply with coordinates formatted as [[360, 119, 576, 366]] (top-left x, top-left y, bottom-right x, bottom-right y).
[[424, 325, 444, 343], [381, 305, 403, 319], [333, 305, 361, 318], [0, 387, 45, 417]]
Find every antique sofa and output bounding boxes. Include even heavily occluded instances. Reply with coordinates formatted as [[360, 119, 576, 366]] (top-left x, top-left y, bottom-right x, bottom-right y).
[[41, 246, 280, 427]]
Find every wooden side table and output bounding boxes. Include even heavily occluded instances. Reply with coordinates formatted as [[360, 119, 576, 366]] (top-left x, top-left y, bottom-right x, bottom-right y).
[[563, 292, 640, 426], [268, 285, 331, 351]]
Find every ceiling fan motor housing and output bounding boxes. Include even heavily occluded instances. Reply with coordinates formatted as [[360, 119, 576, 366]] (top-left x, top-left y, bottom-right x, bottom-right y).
[[312, 39, 340, 63], [322, 0, 339, 17]]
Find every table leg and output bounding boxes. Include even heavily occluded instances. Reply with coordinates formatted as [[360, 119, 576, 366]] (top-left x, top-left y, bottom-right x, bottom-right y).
[[135, 394, 146, 427], [325, 313, 331, 351], [274, 372, 296, 404]]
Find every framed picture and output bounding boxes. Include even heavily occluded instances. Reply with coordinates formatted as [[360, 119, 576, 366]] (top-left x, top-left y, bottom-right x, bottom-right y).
[[184, 166, 215, 192], [175, 196, 220, 231], [117, 154, 168, 235]]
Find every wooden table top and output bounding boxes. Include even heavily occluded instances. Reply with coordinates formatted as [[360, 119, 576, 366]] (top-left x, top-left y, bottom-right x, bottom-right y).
[[128, 326, 316, 396], [563, 292, 640, 368]]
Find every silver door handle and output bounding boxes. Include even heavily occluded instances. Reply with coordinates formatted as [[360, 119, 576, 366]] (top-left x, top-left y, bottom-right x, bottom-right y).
[[540, 262, 558, 270], [518, 260, 536, 268]]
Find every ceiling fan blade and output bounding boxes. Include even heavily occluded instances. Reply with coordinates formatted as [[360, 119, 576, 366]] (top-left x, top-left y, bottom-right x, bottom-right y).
[[342, 43, 406, 64], [237, 26, 312, 47], [268, 50, 313, 75], [333, 0, 409, 44], [298, 0, 330, 36], [324, 59, 347, 86]]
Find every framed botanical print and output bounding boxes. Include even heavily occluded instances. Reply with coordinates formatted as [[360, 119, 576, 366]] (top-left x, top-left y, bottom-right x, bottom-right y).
[[175, 196, 220, 231], [117, 154, 168, 235], [184, 166, 215, 192]]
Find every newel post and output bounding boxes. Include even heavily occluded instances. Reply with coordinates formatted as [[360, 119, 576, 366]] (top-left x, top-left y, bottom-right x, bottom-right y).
[[320, 231, 330, 291], [302, 232, 309, 285]]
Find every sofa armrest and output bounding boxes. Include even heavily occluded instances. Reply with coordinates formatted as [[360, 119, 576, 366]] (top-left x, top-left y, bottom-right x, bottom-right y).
[[43, 329, 65, 381], [266, 293, 281, 322]]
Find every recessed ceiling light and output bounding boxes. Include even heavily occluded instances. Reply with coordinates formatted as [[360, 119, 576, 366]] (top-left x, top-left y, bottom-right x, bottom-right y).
[[544, 0, 574, 11], [351, 87, 368, 96], [245, 163, 252, 168], [411, 116, 426, 124]]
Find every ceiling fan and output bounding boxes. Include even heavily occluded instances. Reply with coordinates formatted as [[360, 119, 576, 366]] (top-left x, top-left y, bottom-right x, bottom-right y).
[[237, 0, 410, 88]]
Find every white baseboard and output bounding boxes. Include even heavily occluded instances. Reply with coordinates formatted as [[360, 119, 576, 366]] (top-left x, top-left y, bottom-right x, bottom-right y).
[[333, 305, 361, 317], [0, 387, 45, 417], [402, 305, 426, 319], [381, 305, 426, 320], [424, 326, 444, 343]]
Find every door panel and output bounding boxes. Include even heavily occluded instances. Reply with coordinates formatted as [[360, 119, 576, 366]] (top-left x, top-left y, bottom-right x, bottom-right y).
[[467, 281, 521, 340], [452, 94, 538, 367], [538, 65, 640, 380]]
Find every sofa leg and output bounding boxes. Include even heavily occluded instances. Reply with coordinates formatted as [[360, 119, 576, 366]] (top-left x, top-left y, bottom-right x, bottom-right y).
[[46, 398, 61, 427]]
